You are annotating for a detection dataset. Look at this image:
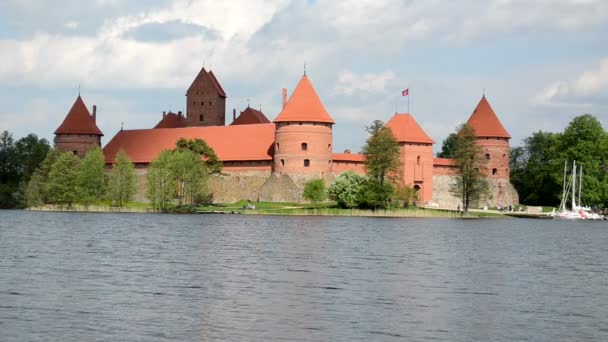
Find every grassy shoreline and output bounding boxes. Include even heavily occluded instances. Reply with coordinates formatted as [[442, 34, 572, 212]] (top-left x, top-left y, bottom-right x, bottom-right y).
[[27, 201, 506, 218]]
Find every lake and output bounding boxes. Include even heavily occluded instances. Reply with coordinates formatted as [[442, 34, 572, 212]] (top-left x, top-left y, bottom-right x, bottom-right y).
[[1, 210, 607, 341]]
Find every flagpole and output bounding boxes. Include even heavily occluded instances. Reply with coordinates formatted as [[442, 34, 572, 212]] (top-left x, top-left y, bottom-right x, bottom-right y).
[[407, 87, 410, 113]]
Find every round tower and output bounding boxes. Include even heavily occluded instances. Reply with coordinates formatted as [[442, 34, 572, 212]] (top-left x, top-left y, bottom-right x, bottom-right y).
[[466, 95, 511, 180], [54, 96, 103, 158], [273, 75, 334, 177]]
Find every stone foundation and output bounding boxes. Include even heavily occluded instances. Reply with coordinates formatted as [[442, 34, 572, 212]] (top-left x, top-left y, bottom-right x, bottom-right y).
[[432, 175, 519, 209]]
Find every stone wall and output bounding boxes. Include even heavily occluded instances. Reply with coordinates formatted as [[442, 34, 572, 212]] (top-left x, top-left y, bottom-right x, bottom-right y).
[[432, 174, 519, 209], [209, 171, 270, 203]]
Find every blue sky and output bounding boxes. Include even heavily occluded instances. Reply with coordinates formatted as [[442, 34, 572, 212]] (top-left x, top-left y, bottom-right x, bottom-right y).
[[1, 0, 607, 153]]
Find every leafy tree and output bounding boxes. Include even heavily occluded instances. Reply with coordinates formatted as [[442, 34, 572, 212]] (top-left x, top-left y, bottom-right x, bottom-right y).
[[47, 152, 80, 206], [0, 131, 51, 207], [356, 179, 393, 209], [25, 149, 60, 207], [392, 183, 418, 208], [108, 150, 137, 207], [328, 171, 364, 208], [0, 131, 18, 207], [449, 123, 488, 213], [362, 120, 400, 185], [76, 147, 107, 206], [558, 114, 608, 207], [303, 178, 327, 207], [509, 131, 562, 206], [170, 149, 209, 206], [175, 138, 222, 174], [146, 150, 176, 211], [15, 134, 51, 181], [437, 132, 457, 158]]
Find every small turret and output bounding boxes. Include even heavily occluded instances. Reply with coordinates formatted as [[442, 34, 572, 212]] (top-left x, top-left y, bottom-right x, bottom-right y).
[[54, 96, 103, 157]]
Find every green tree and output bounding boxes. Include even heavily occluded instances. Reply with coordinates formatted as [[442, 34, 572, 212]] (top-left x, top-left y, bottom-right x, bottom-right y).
[[76, 147, 108, 206], [558, 114, 608, 207], [449, 123, 488, 213], [25, 149, 60, 207], [356, 179, 393, 209], [0, 131, 18, 207], [146, 150, 176, 211], [175, 138, 222, 174], [47, 152, 80, 206], [437, 132, 457, 158], [392, 183, 418, 208], [328, 171, 364, 208], [362, 120, 401, 185], [108, 150, 137, 207], [303, 178, 327, 207], [509, 131, 562, 206], [170, 149, 209, 206]]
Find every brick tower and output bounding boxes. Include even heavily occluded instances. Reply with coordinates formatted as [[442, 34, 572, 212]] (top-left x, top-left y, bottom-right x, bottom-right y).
[[466, 95, 511, 180], [273, 74, 334, 177], [54, 95, 103, 157], [385, 113, 435, 203], [186, 67, 226, 126], [466, 95, 518, 207]]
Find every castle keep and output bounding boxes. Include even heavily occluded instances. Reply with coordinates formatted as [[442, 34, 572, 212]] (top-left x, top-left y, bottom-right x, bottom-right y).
[[54, 66, 518, 207]]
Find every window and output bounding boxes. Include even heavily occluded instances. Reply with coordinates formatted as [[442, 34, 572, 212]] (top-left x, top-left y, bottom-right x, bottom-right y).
[[276, 143, 280, 151], [503, 154, 506, 158], [209, 101, 212, 105], [417, 155, 421, 165], [301, 142, 308, 151], [485, 153, 490, 160], [73, 150, 78, 156], [304, 159, 310, 167], [280, 159, 285, 167], [199, 114, 204, 122], [492, 168, 498, 175], [328, 144, 331, 151]]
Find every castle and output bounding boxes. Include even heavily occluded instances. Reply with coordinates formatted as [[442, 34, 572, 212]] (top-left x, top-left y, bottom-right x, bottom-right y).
[[53, 66, 518, 207]]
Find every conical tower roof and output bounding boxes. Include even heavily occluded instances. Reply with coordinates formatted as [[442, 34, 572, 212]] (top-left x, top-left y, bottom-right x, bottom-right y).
[[385, 113, 434, 144], [54, 96, 103, 136], [466, 96, 510, 139], [273, 75, 334, 124]]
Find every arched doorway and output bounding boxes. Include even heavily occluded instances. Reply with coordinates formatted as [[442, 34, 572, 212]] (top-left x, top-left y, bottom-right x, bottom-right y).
[[413, 184, 421, 205]]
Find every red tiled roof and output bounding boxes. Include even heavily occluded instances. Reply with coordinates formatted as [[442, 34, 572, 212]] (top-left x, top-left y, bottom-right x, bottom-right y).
[[433, 158, 455, 166], [208, 70, 227, 98], [332, 153, 365, 162], [466, 96, 511, 139], [274, 75, 335, 124], [187, 67, 226, 98], [54, 96, 103, 136], [231, 106, 270, 125], [385, 113, 434, 144], [154, 112, 188, 129], [103, 123, 275, 164]]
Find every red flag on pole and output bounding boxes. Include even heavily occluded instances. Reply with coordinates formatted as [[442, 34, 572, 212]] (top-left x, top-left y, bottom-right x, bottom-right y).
[[402, 88, 409, 96]]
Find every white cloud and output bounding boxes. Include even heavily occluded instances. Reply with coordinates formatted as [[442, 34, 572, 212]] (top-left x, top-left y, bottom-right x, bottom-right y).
[[334, 70, 396, 96], [533, 58, 608, 105]]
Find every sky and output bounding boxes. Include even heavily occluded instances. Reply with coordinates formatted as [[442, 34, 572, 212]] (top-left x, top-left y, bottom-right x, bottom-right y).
[[1, 0, 607, 154]]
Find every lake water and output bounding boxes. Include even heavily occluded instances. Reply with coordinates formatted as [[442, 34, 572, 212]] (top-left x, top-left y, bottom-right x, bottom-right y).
[[1, 210, 607, 341]]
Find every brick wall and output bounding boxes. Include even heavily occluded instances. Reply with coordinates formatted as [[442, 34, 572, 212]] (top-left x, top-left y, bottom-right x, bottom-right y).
[[186, 77, 225, 126], [54, 134, 101, 158], [476, 137, 510, 180], [273, 122, 333, 175]]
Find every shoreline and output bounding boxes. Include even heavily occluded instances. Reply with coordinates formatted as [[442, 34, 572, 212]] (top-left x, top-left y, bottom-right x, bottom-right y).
[[24, 205, 508, 219]]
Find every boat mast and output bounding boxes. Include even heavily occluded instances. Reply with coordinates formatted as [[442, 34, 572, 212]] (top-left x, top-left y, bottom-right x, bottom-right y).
[[572, 160, 577, 210], [561, 160, 567, 211], [578, 164, 582, 207]]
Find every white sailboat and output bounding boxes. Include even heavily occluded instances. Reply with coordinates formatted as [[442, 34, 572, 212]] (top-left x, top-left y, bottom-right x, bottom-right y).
[[552, 161, 603, 220]]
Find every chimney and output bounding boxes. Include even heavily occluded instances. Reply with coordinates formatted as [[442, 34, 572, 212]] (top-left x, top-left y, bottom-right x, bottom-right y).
[[178, 111, 182, 116], [233, 108, 236, 122], [92, 105, 97, 122], [282, 88, 287, 109], [163, 111, 166, 118]]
